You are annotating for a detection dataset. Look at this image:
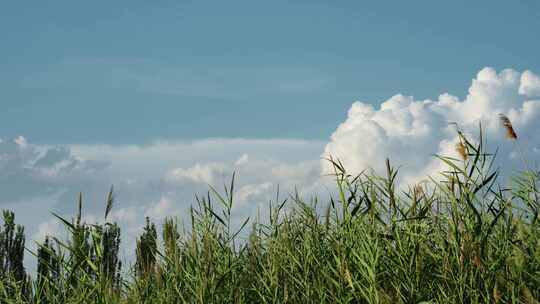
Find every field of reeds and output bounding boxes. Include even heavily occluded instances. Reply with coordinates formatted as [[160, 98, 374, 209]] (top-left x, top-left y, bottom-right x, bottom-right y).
[[1, 120, 539, 303]]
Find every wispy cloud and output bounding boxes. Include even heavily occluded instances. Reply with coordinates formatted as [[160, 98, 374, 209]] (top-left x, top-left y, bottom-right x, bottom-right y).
[[19, 57, 334, 98]]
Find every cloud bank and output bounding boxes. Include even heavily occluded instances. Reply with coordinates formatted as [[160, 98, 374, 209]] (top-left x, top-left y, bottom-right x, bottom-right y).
[[0, 137, 325, 266]]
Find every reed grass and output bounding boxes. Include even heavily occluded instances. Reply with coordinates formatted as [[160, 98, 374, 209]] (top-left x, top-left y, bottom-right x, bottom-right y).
[[0, 126, 539, 303]]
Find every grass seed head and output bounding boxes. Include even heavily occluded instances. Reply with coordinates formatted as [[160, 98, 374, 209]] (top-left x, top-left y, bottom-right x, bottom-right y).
[[499, 113, 517, 139], [456, 142, 468, 161]]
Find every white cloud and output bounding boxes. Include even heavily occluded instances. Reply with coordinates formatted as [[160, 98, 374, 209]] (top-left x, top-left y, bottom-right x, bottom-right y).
[[323, 67, 540, 185], [235, 153, 249, 166], [166, 162, 228, 185], [235, 182, 274, 206], [144, 196, 177, 220], [14, 136, 28, 147], [108, 207, 138, 224], [33, 219, 61, 242], [520, 70, 540, 97]]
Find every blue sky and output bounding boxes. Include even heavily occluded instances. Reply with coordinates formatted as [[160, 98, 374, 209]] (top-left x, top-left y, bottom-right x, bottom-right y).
[[2, 0, 539, 144]]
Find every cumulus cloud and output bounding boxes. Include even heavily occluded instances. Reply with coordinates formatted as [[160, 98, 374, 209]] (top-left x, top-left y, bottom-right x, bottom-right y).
[[163, 154, 324, 211], [323, 67, 540, 185], [107, 207, 138, 225], [144, 196, 178, 220], [33, 219, 61, 242], [166, 162, 228, 185], [520, 70, 540, 97]]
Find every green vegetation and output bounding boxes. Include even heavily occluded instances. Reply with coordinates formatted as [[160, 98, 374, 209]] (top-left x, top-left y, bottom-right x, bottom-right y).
[[1, 126, 539, 303]]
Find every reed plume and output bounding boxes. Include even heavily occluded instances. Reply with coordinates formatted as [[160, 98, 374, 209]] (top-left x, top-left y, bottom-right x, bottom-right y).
[[499, 113, 532, 173], [498, 114, 517, 139], [456, 141, 467, 161]]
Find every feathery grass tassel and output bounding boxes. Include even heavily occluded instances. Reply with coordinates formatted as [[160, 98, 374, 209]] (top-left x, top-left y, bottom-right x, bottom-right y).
[[498, 113, 517, 139]]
